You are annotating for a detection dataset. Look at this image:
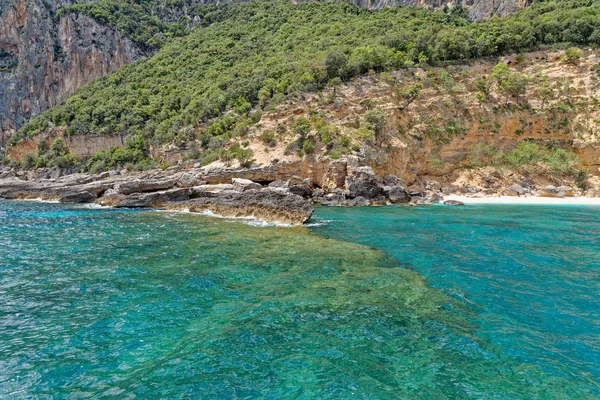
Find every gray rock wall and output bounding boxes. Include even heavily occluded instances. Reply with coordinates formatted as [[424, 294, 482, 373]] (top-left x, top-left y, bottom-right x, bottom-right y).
[[0, 0, 148, 137]]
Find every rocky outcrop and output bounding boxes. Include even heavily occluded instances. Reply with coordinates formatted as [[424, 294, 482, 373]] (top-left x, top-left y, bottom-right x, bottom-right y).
[[345, 166, 384, 200], [0, 166, 315, 225], [167, 188, 314, 225], [0, 0, 148, 137], [444, 200, 465, 206], [538, 185, 574, 198]]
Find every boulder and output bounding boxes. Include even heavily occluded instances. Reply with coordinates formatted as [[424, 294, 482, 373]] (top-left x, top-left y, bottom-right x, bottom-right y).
[[408, 189, 423, 198], [504, 184, 525, 197], [345, 166, 383, 199], [442, 185, 459, 195], [444, 200, 465, 206], [177, 173, 204, 188], [289, 184, 312, 198], [539, 185, 560, 198], [388, 186, 410, 204], [425, 180, 442, 193], [232, 178, 262, 192], [348, 196, 369, 206], [461, 184, 479, 194], [138, 177, 179, 192], [269, 180, 292, 188], [317, 192, 346, 206], [312, 188, 325, 198], [383, 175, 405, 186], [556, 186, 574, 197], [114, 180, 142, 195], [321, 159, 348, 191]]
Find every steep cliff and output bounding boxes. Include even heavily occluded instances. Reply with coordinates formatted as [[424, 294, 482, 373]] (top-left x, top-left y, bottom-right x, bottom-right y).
[[0, 0, 148, 142]]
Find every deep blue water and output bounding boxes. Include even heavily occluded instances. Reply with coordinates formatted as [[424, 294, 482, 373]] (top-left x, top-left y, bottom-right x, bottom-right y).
[[0, 199, 599, 398]]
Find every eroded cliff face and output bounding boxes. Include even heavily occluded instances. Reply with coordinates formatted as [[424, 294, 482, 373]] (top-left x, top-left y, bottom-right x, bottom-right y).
[[0, 0, 148, 139]]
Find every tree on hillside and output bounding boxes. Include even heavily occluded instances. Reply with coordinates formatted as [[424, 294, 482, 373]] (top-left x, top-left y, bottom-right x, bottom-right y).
[[325, 51, 348, 81], [397, 83, 423, 110], [473, 74, 493, 102], [492, 63, 528, 104], [535, 76, 554, 110]]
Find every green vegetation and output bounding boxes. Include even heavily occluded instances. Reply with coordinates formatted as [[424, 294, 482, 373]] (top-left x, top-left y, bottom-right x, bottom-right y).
[[57, 0, 186, 49], [563, 47, 584, 64], [23, 138, 78, 169], [85, 135, 154, 172], [15, 0, 600, 150], [259, 129, 276, 146], [468, 141, 584, 176], [492, 63, 529, 103]]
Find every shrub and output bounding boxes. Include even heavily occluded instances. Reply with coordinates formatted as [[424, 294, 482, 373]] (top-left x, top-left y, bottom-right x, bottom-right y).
[[563, 47, 583, 65], [359, 98, 377, 110], [468, 141, 583, 176], [259, 129, 276, 145], [363, 109, 387, 139], [292, 117, 311, 136], [302, 139, 315, 155]]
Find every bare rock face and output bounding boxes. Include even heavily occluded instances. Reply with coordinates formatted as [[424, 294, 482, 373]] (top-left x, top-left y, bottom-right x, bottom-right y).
[[388, 186, 410, 204], [538, 185, 574, 198], [0, 0, 148, 134], [232, 178, 262, 192], [0, 168, 314, 225], [345, 166, 383, 199], [299, 0, 529, 20], [504, 184, 525, 196], [167, 188, 314, 225]]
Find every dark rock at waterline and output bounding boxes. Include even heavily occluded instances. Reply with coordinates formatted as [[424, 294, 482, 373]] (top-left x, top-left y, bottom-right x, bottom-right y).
[[383, 175, 405, 187], [348, 196, 369, 206], [345, 166, 383, 199], [289, 184, 313, 198], [444, 200, 465, 206], [99, 188, 192, 208], [316, 192, 346, 206], [167, 188, 314, 225], [388, 186, 410, 204]]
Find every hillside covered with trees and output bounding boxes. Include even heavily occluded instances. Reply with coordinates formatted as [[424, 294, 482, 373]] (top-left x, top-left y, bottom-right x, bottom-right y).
[[7, 0, 600, 173]]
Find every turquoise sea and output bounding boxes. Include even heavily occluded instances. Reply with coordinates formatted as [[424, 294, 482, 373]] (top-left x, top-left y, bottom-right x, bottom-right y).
[[0, 199, 599, 398]]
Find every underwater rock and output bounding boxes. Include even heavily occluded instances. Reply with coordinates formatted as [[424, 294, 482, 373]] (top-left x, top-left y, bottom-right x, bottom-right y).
[[444, 200, 465, 206]]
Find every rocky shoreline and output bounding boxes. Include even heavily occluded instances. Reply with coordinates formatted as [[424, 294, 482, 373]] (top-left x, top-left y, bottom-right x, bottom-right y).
[[0, 159, 598, 224]]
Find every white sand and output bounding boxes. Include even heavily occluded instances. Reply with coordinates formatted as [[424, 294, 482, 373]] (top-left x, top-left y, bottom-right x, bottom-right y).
[[443, 195, 600, 205]]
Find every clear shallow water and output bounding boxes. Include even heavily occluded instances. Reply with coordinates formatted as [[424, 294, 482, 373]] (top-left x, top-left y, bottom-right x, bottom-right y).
[[0, 200, 598, 398]]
